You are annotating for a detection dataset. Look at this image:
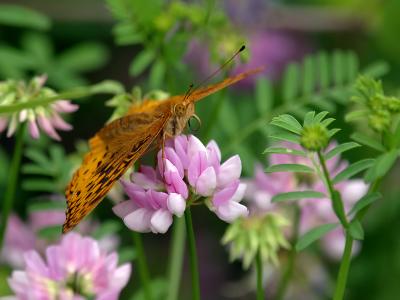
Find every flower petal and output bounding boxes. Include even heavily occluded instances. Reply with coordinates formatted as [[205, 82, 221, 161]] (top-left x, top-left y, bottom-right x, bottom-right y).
[[37, 114, 61, 141], [212, 180, 240, 207], [150, 210, 173, 234], [215, 201, 248, 222], [123, 209, 153, 232], [187, 151, 208, 187], [195, 166, 217, 196], [112, 200, 137, 218], [217, 155, 242, 187], [167, 193, 186, 217]]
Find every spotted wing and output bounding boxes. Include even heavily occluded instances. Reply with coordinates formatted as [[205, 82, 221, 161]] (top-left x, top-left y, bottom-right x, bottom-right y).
[[63, 112, 170, 233]]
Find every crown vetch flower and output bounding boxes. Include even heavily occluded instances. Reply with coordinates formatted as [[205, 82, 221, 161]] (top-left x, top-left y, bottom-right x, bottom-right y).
[[7, 232, 131, 299], [113, 135, 249, 233], [0, 75, 78, 140], [245, 142, 368, 260]]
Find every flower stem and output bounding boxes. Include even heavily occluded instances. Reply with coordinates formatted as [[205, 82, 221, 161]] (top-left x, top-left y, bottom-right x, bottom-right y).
[[132, 232, 152, 300], [167, 216, 186, 300], [333, 232, 354, 300], [317, 151, 348, 227], [275, 206, 301, 300], [0, 123, 26, 250], [184, 208, 201, 300], [256, 250, 264, 300]]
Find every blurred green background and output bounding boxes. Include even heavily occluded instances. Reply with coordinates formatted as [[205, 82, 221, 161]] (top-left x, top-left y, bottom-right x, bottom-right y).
[[0, 0, 400, 299]]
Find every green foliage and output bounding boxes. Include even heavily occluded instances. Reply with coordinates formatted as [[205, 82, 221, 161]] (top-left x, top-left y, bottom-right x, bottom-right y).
[[22, 145, 73, 194], [295, 223, 338, 251], [0, 33, 109, 89], [0, 4, 51, 30], [106, 0, 244, 89], [271, 191, 326, 203]]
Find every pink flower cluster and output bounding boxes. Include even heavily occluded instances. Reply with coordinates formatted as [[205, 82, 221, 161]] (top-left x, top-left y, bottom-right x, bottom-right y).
[[113, 135, 248, 233], [7, 232, 131, 300], [0, 75, 78, 140], [245, 142, 368, 259]]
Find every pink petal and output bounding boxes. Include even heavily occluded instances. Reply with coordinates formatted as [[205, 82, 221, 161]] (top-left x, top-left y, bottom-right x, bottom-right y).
[[187, 135, 206, 158], [148, 190, 168, 209], [230, 183, 247, 202], [0, 117, 8, 132], [37, 115, 61, 141], [112, 200, 137, 218], [164, 160, 188, 199], [150, 209, 173, 233], [50, 112, 73, 131], [206, 140, 221, 171], [215, 201, 249, 222], [167, 193, 186, 217], [28, 119, 40, 139], [187, 151, 208, 187], [341, 179, 369, 206], [110, 263, 132, 289], [23, 251, 48, 276], [123, 208, 153, 232], [157, 147, 184, 177], [217, 155, 242, 188], [195, 166, 217, 196], [212, 180, 240, 207], [52, 100, 79, 113], [174, 135, 189, 168]]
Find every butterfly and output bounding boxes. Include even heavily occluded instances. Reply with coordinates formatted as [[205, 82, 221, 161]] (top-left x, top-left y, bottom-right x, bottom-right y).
[[63, 67, 263, 233]]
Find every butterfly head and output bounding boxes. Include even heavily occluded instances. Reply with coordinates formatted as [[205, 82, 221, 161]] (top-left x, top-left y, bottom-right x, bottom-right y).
[[165, 101, 195, 136]]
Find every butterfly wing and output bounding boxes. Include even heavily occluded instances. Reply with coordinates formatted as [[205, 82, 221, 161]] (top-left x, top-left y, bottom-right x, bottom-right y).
[[63, 110, 170, 233]]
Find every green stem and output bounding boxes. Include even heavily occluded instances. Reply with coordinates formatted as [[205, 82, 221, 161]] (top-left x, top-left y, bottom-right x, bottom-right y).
[[317, 151, 348, 228], [256, 251, 264, 300], [132, 232, 152, 300], [0, 123, 25, 250], [275, 206, 301, 300], [166, 217, 186, 300], [333, 232, 354, 300], [184, 208, 201, 300]]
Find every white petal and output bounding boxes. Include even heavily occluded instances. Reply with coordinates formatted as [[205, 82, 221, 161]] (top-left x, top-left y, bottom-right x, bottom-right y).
[[167, 193, 186, 217], [123, 208, 152, 232], [150, 210, 173, 234], [217, 155, 242, 187], [215, 201, 248, 223]]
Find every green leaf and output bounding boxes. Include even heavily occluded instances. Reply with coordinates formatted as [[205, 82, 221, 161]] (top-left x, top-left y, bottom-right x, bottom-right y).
[[296, 223, 338, 251], [332, 159, 375, 184], [149, 59, 166, 88], [325, 142, 361, 160], [282, 63, 300, 102], [333, 50, 345, 86], [321, 117, 335, 127], [28, 201, 66, 213], [22, 179, 56, 192], [0, 4, 51, 30], [303, 111, 315, 126], [270, 115, 302, 135], [348, 220, 364, 240], [89, 80, 125, 94], [256, 78, 273, 114], [328, 128, 341, 137], [269, 131, 301, 144], [272, 191, 326, 203], [302, 56, 316, 95], [364, 150, 398, 182], [131, 278, 167, 300], [345, 109, 370, 122], [351, 132, 385, 152], [362, 61, 390, 78], [263, 147, 307, 157], [129, 49, 156, 76], [349, 192, 381, 216], [266, 164, 314, 174], [58, 43, 109, 72], [317, 52, 330, 89], [314, 111, 329, 123]]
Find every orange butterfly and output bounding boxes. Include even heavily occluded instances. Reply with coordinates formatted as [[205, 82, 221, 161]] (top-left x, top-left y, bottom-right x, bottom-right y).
[[63, 67, 263, 233]]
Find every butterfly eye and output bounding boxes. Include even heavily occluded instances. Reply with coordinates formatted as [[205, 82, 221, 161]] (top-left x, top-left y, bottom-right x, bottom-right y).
[[188, 114, 201, 132], [173, 104, 186, 116]]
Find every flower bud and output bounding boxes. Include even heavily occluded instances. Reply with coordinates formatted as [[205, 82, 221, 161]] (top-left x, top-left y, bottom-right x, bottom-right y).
[[300, 123, 329, 151]]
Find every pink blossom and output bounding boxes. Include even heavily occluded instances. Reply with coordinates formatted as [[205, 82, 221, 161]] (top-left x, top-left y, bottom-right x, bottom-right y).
[[7, 232, 131, 299], [0, 75, 78, 140], [245, 142, 368, 260], [114, 135, 248, 233]]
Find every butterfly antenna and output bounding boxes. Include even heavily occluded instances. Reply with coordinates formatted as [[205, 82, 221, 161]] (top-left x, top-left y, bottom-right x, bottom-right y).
[[189, 45, 246, 97], [183, 83, 194, 102]]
